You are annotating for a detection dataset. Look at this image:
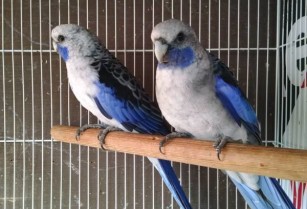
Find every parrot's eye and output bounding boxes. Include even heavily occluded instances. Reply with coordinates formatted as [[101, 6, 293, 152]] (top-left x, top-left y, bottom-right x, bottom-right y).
[[176, 32, 185, 43], [57, 35, 65, 42]]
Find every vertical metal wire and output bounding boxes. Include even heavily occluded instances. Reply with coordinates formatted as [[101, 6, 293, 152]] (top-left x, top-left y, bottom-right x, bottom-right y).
[[180, 0, 183, 20], [179, 1, 184, 207], [151, 2, 155, 209], [39, 0, 45, 205], [1, 0, 7, 208], [255, 0, 260, 114], [162, 0, 164, 21], [217, 0, 221, 208], [287, 0, 293, 148], [114, 1, 118, 208], [10, 1, 16, 208], [246, 0, 250, 98], [235, 0, 240, 207], [236, 0, 240, 81], [131, 2, 137, 207], [198, 1, 202, 208], [171, 0, 174, 18], [188, 1, 192, 204], [274, 0, 281, 146], [49, 0, 54, 208], [265, 0, 271, 145], [161, 0, 166, 208], [68, 0, 74, 208], [218, 2, 222, 208], [207, 1, 211, 208], [58, 1, 63, 207], [20, 0, 26, 207], [279, 0, 286, 147], [86, 1, 90, 208], [299, 0, 303, 150], [95, 1, 100, 208], [208, 0, 211, 50], [226, 1, 231, 208], [293, 0, 298, 151], [123, 0, 127, 207], [104, 2, 109, 208], [295, 0, 300, 150], [30, 0, 35, 207], [142, 0, 146, 208]]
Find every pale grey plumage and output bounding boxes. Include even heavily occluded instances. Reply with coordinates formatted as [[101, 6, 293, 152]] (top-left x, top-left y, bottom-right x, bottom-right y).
[[151, 19, 257, 189], [51, 24, 192, 209], [152, 19, 295, 209]]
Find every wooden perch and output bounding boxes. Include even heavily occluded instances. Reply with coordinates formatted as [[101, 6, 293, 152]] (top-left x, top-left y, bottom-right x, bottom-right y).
[[51, 125, 307, 182]]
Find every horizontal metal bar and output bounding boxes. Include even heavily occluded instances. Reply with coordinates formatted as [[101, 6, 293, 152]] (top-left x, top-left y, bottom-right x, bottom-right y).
[[0, 47, 277, 54]]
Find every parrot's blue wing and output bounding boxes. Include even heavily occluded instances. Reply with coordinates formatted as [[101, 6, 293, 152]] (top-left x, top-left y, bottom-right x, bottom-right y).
[[231, 176, 295, 209], [94, 55, 169, 135], [92, 52, 192, 209], [210, 53, 261, 143], [210, 52, 294, 208]]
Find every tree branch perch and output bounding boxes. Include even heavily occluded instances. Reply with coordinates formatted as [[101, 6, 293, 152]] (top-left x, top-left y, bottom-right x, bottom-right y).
[[50, 125, 307, 182]]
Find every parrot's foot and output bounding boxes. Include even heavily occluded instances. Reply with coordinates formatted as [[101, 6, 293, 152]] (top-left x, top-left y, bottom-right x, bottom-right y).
[[159, 132, 191, 154], [98, 126, 123, 150], [213, 136, 241, 160], [76, 123, 108, 140]]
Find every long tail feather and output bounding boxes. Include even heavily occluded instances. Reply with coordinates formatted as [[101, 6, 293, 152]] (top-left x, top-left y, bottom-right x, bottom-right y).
[[231, 176, 295, 209], [148, 157, 192, 209]]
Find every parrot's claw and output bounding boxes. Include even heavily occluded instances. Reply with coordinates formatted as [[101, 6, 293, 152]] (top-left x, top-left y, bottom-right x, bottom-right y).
[[75, 123, 108, 140], [213, 136, 241, 160], [98, 126, 123, 150], [159, 132, 191, 154]]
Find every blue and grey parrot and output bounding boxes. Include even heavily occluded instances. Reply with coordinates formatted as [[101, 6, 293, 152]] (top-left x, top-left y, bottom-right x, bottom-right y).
[[51, 24, 192, 209], [151, 19, 295, 209]]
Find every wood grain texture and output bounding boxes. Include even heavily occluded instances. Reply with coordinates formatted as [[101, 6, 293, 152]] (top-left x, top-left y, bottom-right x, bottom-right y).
[[51, 125, 307, 182]]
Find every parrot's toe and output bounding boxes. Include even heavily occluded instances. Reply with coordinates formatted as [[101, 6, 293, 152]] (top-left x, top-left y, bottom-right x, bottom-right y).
[[98, 126, 123, 150], [213, 136, 239, 160], [75, 123, 108, 140], [159, 132, 192, 154]]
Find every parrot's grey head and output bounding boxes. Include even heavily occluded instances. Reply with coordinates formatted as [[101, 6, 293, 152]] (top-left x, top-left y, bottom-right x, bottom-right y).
[[52, 24, 102, 62], [151, 19, 199, 67]]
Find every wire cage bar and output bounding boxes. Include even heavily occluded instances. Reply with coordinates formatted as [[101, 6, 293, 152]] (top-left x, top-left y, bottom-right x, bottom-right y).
[[0, 0, 305, 208], [275, 1, 307, 208]]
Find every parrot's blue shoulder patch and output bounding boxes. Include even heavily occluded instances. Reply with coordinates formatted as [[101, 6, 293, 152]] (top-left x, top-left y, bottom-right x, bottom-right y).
[[158, 47, 195, 69], [215, 75, 261, 143], [58, 45, 69, 61], [211, 51, 261, 143]]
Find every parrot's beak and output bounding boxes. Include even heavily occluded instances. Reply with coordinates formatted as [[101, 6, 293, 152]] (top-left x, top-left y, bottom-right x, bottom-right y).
[[52, 40, 58, 51], [154, 41, 169, 64]]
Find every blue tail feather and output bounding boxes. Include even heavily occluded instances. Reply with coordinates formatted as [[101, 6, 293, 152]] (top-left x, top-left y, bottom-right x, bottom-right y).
[[148, 157, 192, 209], [230, 176, 295, 209]]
